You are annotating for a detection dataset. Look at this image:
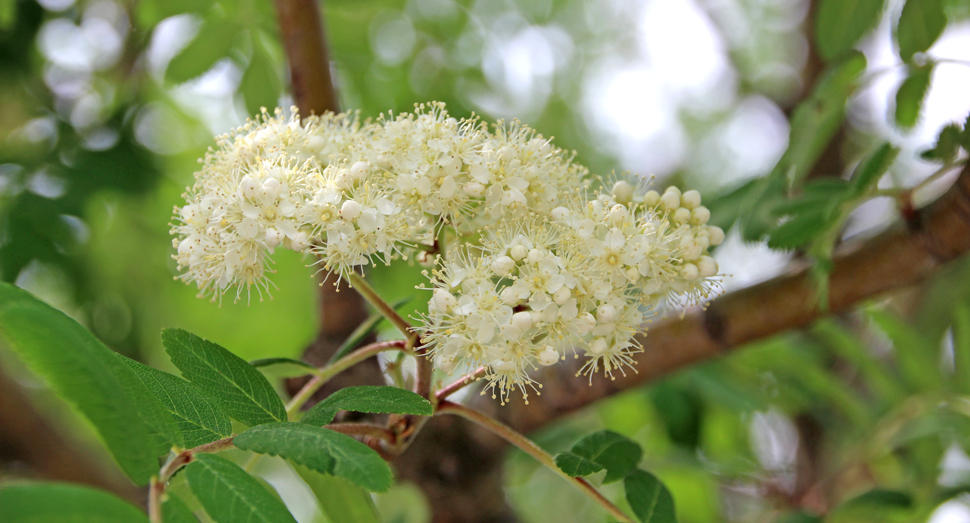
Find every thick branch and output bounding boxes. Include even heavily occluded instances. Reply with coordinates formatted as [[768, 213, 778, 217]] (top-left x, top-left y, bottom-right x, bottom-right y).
[[490, 162, 970, 434], [274, 0, 339, 115]]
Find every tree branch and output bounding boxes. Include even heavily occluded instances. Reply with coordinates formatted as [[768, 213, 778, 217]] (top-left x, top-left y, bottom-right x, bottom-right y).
[[274, 0, 339, 115], [489, 162, 970, 434]]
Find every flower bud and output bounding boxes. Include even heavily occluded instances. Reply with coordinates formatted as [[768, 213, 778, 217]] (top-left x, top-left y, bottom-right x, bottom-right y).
[[707, 225, 725, 246], [432, 289, 457, 311], [537, 347, 559, 366], [596, 304, 617, 323], [553, 287, 571, 305], [691, 206, 710, 225], [551, 206, 571, 221], [463, 182, 485, 197], [350, 161, 369, 181], [590, 338, 608, 355], [240, 177, 260, 199], [511, 311, 533, 332], [682, 263, 699, 281], [527, 248, 542, 264], [490, 256, 516, 277], [609, 204, 630, 223], [264, 227, 283, 249], [644, 190, 661, 206], [660, 190, 681, 210], [437, 356, 458, 374], [697, 255, 718, 278], [510, 244, 528, 261], [612, 181, 633, 205], [681, 190, 701, 209], [340, 200, 361, 220], [673, 207, 692, 223]]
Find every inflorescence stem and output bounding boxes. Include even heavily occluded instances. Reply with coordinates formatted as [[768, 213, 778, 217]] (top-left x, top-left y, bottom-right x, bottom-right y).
[[436, 366, 488, 403], [347, 273, 417, 346], [436, 400, 634, 523]]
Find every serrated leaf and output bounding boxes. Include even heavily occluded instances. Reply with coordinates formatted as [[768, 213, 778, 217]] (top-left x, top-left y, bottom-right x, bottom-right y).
[[922, 124, 964, 163], [235, 422, 393, 492], [166, 16, 240, 84], [162, 328, 286, 427], [894, 65, 933, 129], [568, 430, 642, 484], [184, 454, 297, 523], [119, 355, 232, 448], [554, 452, 605, 477], [624, 470, 677, 523], [250, 357, 315, 370], [782, 52, 867, 187], [0, 482, 149, 522], [250, 357, 317, 378], [162, 493, 199, 523], [293, 464, 381, 523], [0, 283, 168, 484], [241, 34, 281, 117], [896, 0, 947, 61], [868, 309, 939, 393], [815, 0, 885, 61], [850, 143, 900, 195], [301, 386, 433, 426]]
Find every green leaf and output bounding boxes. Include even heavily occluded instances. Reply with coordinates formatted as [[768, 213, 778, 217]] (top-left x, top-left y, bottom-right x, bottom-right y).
[[767, 213, 838, 250], [161, 493, 199, 523], [184, 454, 297, 523], [234, 422, 393, 492], [135, 0, 216, 29], [921, 123, 964, 163], [554, 452, 605, 477], [850, 143, 900, 195], [815, 0, 885, 61], [842, 488, 913, 508], [241, 33, 282, 118], [624, 470, 677, 523], [119, 355, 233, 448], [166, 16, 240, 84], [567, 430, 642, 484], [952, 304, 970, 395], [0, 482, 149, 522], [301, 386, 433, 426], [962, 113, 970, 151], [894, 65, 933, 129], [868, 309, 940, 393], [896, 0, 947, 61], [782, 52, 868, 187], [293, 464, 381, 523], [163, 328, 287, 427], [812, 320, 906, 403], [249, 357, 315, 370], [0, 283, 168, 484]]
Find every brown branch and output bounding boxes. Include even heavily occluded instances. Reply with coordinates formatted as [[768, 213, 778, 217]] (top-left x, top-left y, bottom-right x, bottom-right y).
[[274, 0, 339, 115], [489, 161, 970, 434]]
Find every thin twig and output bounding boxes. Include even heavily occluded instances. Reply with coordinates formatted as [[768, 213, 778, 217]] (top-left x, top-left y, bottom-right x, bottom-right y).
[[436, 401, 633, 523], [436, 366, 488, 403], [326, 422, 397, 444], [347, 273, 417, 344]]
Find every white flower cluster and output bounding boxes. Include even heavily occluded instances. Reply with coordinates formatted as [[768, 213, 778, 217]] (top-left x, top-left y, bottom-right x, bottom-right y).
[[421, 183, 723, 403], [171, 102, 723, 402]]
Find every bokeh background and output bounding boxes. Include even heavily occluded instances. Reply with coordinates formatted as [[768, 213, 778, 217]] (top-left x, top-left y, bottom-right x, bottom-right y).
[[3, 0, 970, 521]]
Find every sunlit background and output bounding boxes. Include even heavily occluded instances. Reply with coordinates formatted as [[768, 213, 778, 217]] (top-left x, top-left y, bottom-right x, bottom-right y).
[[4, 0, 970, 521]]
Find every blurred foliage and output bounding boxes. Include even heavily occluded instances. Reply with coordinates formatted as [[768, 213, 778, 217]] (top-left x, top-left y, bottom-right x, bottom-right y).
[[3, 0, 970, 521]]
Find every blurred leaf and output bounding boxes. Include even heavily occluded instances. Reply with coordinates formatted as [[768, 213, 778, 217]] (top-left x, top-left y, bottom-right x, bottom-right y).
[[565, 430, 642, 484], [815, 0, 885, 61], [0, 482, 148, 522], [241, 33, 282, 118], [328, 297, 413, 364], [850, 143, 900, 195], [0, 0, 14, 31], [624, 470, 677, 523], [894, 65, 933, 129], [953, 304, 970, 394], [162, 328, 287, 427], [0, 283, 167, 484], [136, 0, 216, 28], [782, 52, 867, 187], [234, 422, 393, 492], [293, 464, 381, 523], [119, 354, 232, 448], [962, 113, 970, 151], [650, 381, 703, 448], [767, 213, 838, 250], [777, 512, 822, 523], [554, 452, 605, 477], [301, 385, 432, 426], [812, 320, 906, 403], [184, 454, 297, 523], [161, 493, 199, 523], [868, 309, 940, 392], [842, 488, 913, 508], [166, 16, 241, 84], [921, 123, 963, 163], [896, 0, 947, 61]]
